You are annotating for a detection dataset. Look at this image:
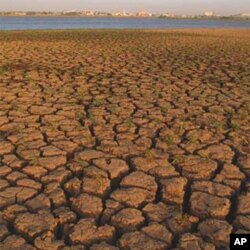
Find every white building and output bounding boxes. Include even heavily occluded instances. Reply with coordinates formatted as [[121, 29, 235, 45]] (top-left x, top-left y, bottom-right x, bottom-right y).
[[81, 10, 95, 16], [113, 10, 131, 17], [204, 11, 215, 17], [136, 11, 152, 17], [161, 13, 176, 18]]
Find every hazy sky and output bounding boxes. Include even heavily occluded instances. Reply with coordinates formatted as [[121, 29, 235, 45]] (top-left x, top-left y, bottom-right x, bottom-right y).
[[1, 0, 250, 15]]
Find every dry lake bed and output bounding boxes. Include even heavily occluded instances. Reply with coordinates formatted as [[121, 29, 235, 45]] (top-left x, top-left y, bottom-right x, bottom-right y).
[[0, 29, 250, 249]]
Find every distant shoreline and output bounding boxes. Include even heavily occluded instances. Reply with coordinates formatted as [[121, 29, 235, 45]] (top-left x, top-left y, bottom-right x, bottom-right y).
[[0, 15, 249, 21], [4, 15, 153, 18]]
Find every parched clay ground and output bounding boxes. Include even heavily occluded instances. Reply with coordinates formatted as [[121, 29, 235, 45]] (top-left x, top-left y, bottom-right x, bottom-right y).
[[0, 30, 249, 250]]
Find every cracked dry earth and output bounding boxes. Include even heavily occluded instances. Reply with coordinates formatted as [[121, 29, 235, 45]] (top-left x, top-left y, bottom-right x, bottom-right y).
[[0, 29, 249, 250]]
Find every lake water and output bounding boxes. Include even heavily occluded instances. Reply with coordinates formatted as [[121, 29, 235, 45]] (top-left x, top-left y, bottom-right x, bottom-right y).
[[0, 17, 249, 30]]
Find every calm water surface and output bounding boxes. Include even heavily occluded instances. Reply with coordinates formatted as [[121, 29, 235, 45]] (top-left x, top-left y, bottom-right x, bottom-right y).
[[0, 17, 250, 30]]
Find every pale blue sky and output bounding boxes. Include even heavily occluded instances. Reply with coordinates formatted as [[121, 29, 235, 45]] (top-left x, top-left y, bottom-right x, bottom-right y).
[[1, 0, 250, 15]]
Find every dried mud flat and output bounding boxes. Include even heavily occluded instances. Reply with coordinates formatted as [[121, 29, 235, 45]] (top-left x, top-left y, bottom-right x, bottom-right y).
[[0, 29, 249, 250]]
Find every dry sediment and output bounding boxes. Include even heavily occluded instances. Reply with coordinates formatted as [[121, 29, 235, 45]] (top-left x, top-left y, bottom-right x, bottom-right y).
[[0, 29, 250, 249]]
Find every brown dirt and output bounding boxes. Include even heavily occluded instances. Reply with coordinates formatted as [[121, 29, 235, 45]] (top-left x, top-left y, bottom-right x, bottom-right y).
[[0, 29, 249, 249]]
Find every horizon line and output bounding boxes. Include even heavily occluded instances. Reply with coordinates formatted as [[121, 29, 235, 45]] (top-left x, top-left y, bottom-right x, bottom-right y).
[[0, 9, 249, 16]]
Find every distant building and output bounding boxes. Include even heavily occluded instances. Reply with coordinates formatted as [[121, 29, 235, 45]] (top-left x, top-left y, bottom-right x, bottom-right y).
[[95, 11, 112, 16], [81, 10, 95, 16], [13, 12, 26, 16], [160, 13, 176, 18], [113, 12, 122, 16], [136, 11, 152, 17], [63, 10, 78, 16], [203, 11, 215, 17], [113, 10, 132, 17], [240, 13, 250, 17]]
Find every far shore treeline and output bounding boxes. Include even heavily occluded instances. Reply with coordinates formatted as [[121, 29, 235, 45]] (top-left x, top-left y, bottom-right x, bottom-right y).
[[0, 11, 249, 20]]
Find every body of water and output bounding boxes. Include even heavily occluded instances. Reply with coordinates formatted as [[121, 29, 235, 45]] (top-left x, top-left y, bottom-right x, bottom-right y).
[[0, 16, 249, 30]]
